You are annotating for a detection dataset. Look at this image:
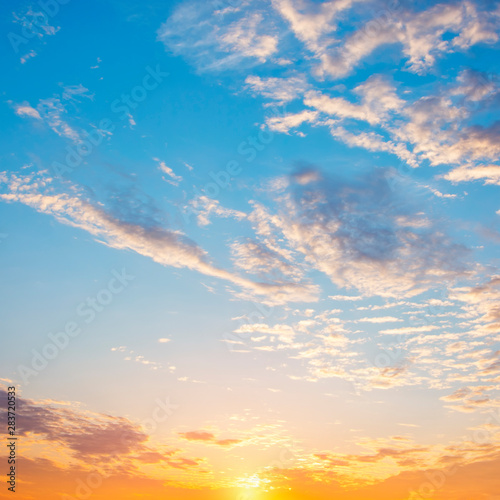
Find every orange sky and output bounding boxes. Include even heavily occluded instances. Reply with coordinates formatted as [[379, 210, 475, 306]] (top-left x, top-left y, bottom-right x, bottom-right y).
[[2, 454, 500, 500], [2, 385, 499, 500]]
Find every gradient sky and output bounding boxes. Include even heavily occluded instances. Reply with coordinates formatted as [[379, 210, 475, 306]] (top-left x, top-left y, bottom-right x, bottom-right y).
[[1, 0, 500, 499]]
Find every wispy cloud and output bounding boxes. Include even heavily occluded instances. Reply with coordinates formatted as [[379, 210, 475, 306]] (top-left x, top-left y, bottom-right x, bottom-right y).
[[189, 196, 246, 226], [246, 167, 471, 298], [0, 171, 317, 304], [153, 157, 183, 185], [12, 85, 94, 143], [179, 430, 243, 447], [157, 0, 500, 186], [13, 102, 42, 120], [245, 74, 310, 103], [357, 316, 403, 324], [318, 2, 498, 78], [158, 1, 280, 71]]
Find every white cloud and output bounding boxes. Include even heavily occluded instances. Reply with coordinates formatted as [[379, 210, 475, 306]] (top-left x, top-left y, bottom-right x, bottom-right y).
[[263, 69, 499, 184], [304, 76, 403, 125], [159, 0, 500, 191], [14, 95, 83, 143], [319, 2, 499, 79], [231, 238, 302, 281], [245, 74, 309, 103], [61, 84, 94, 103], [220, 13, 278, 62], [271, 0, 357, 53], [20, 50, 37, 64], [452, 69, 498, 102], [265, 109, 318, 133], [0, 171, 318, 305], [329, 295, 363, 301], [247, 168, 470, 298], [379, 325, 440, 335], [234, 323, 297, 342], [14, 103, 41, 120], [36, 98, 81, 142], [158, 2, 279, 71], [305, 91, 379, 124], [12, 7, 60, 61], [443, 164, 500, 186], [189, 196, 246, 226], [153, 158, 183, 185], [450, 277, 500, 333], [425, 186, 457, 199], [357, 316, 403, 323]]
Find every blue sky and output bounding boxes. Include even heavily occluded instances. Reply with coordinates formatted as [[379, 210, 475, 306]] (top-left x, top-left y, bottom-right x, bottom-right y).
[[1, 0, 500, 498]]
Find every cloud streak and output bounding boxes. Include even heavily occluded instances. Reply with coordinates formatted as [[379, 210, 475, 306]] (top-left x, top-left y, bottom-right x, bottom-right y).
[[0, 170, 317, 304]]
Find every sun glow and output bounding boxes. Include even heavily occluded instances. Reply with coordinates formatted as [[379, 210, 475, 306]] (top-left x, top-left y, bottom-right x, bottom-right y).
[[236, 474, 270, 489]]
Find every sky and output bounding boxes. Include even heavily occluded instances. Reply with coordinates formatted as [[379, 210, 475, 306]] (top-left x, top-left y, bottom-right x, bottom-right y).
[[1, 0, 500, 498]]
